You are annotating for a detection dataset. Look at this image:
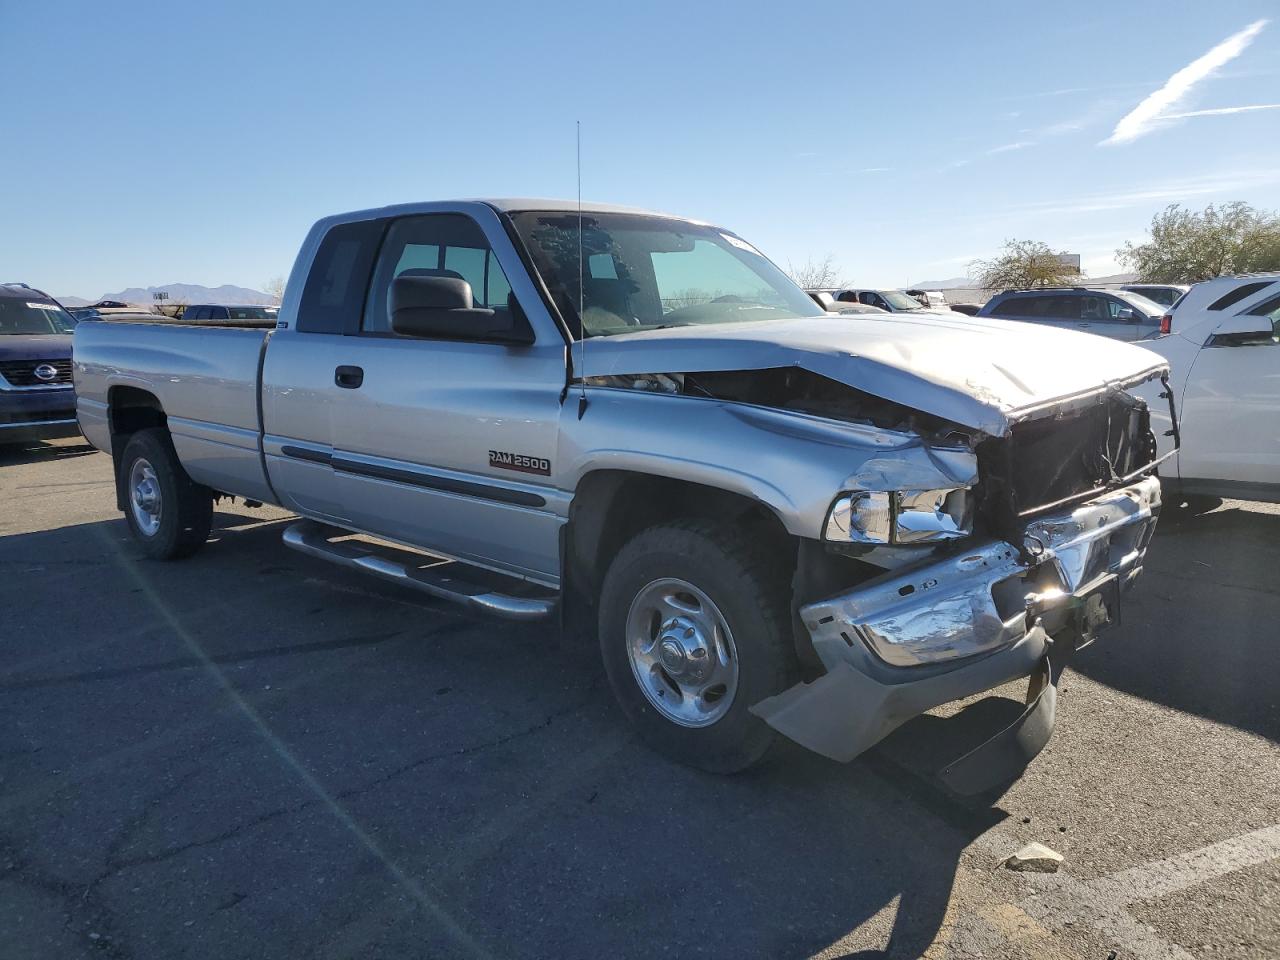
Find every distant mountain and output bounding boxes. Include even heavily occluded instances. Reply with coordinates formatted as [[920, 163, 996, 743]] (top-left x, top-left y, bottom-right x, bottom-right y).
[[909, 277, 976, 290], [56, 295, 91, 307], [97, 283, 272, 306]]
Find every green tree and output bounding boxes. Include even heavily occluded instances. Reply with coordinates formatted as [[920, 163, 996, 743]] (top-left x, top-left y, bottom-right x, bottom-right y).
[[1118, 202, 1280, 283], [970, 240, 1080, 291]]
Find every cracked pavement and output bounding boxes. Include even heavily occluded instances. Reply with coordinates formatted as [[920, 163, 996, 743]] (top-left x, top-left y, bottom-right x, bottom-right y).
[[1, 438, 1277, 959]]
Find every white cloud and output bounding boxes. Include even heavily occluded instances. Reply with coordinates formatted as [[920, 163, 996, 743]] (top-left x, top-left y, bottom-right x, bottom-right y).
[[1037, 118, 1087, 136], [1103, 19, 1269, 145], [986, 141, 1035, 155], [1162, 103, 1280, 119]]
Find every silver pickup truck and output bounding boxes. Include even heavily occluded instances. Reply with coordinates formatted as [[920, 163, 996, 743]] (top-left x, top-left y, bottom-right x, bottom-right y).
[[74, 199, 1173, 791]]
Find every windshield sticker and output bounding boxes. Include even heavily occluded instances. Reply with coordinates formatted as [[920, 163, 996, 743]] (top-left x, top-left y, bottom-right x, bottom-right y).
[[720, 234, 762, 256]]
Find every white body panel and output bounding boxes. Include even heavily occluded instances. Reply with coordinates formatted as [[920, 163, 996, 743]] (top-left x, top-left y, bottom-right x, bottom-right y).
[[1136, 279, 1280, 499]]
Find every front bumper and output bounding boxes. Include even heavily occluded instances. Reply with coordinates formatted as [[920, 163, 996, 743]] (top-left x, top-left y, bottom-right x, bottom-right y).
[[751, 476, 1161, 790], [0, 387, 78, 443]]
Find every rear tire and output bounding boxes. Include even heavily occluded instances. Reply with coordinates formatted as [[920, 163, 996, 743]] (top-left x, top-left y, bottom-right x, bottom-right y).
[[598, 520, 797, 773], [120, 428, 213, 560]]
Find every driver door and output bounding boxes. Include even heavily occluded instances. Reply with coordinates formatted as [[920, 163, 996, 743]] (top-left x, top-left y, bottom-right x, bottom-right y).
[[328, 212, 566, 582]]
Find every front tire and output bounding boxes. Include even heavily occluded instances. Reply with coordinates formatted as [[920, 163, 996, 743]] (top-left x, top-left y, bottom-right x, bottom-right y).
[[598, 520, 797, 773], [120, 428, 214, 560]]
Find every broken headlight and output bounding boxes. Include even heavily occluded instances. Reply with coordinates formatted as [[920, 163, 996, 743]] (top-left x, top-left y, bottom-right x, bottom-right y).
[[824, 488, 972, 545]]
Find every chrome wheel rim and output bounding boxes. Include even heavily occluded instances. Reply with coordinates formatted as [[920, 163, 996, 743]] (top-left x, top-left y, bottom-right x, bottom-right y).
[[129, 457, 162, 537], [624, 577, 739, 727]]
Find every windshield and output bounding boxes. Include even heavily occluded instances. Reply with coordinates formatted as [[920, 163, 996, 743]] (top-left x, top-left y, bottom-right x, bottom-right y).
[[880, 290, 926, 311], [1116, 291, 1166, 317], [509, 211, 823, 337], [0, 299, 76, 335]]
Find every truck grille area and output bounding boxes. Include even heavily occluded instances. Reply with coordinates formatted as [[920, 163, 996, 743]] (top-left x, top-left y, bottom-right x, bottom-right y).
[[0, 359, 73, 386], [976, 391, 1157, 534]]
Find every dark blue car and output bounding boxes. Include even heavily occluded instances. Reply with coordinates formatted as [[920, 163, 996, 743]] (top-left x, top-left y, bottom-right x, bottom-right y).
[[0, 284, 79, 445]]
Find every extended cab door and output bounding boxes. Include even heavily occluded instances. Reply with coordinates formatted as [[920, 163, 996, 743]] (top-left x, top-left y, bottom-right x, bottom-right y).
[[1178, 294, 1280, 489], [329, 210, 567, 583], [261, 217, 386, 522]]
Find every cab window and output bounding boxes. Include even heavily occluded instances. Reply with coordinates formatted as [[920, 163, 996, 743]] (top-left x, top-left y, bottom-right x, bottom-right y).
[[363, 214, 515, 335]]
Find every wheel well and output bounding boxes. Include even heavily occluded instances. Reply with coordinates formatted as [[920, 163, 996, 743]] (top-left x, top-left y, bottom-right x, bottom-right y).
[[565, 469, 796, 610], [108, 387, 167, 510]]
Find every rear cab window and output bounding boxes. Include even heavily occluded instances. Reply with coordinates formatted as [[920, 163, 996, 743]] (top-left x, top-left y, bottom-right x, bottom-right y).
[[296, 219, 387, 334]]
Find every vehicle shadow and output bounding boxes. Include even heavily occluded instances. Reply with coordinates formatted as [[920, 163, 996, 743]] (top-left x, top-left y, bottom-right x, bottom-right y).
[[1071, 500, 1280, 743], [1, 514, 1000, 960], [0, 437, 99, 467]]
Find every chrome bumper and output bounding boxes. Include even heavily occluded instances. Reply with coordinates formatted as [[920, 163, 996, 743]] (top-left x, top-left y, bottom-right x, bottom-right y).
[[750, 476, 1161, 779], [801, 475, 1160, 670]]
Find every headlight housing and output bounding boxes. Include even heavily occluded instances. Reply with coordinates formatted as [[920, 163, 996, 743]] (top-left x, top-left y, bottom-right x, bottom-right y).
[[824, 488, 972, 545]]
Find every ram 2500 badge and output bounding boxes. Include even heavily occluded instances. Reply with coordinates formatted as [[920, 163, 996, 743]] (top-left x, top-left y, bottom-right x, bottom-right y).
[[73, 200, 1174, 791]]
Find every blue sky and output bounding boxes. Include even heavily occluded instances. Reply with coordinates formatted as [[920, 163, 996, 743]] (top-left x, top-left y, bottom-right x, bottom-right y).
[[4, 0, 1279, 297]]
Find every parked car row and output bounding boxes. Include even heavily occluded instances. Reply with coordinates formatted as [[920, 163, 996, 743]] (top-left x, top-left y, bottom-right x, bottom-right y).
[[833, 288, 951, 314], [1, 289, 281, 447], [804, 273, 1279, 505]]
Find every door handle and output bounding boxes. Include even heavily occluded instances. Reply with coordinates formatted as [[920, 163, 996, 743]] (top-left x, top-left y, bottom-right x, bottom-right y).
[[335, 365, 364, 389]]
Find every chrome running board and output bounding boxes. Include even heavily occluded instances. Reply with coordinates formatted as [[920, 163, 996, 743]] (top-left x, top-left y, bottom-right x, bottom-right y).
[[282, 519, 556, 621]]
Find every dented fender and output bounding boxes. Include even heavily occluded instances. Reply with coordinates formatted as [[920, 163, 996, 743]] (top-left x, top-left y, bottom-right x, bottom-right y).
[[557, 386, 976, 540]]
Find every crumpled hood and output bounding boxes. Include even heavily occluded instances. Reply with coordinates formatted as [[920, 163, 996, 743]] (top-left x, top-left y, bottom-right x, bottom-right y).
[[0, 334, 73, 362], [581, 313, 1169, 437]]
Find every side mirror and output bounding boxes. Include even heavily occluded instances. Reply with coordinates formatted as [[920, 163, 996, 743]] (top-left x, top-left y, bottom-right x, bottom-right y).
[[809, 291, 836, 311], [390, 275, 534, 345], [1207, 312, 1276, 347], [1116, 307, 1137, 321]]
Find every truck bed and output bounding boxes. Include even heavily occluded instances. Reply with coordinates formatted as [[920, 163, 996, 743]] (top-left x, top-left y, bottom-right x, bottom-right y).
[[74, 320, 276, 503]]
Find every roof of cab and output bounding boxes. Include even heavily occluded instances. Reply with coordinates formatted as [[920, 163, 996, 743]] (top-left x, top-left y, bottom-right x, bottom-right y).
[[321, 198, 703, 225], [1, 282, 55, 301], [482, 197, 687, 218]]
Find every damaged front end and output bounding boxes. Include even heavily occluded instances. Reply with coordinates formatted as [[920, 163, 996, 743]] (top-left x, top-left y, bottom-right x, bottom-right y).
[[751, 381, 1170, 794], [753, 476, 1160, 788], [582, 362, 1171, 793]]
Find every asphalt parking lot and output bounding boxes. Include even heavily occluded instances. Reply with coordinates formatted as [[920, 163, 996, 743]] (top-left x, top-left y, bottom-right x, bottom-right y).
[[2, 438, 1277, 960]]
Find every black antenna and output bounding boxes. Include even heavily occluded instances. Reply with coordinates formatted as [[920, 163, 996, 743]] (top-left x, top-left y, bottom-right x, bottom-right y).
[[576, 120, 588, 420]]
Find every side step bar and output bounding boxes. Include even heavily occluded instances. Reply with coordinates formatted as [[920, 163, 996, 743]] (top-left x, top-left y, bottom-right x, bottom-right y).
[[282, 520, 556, 621]]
